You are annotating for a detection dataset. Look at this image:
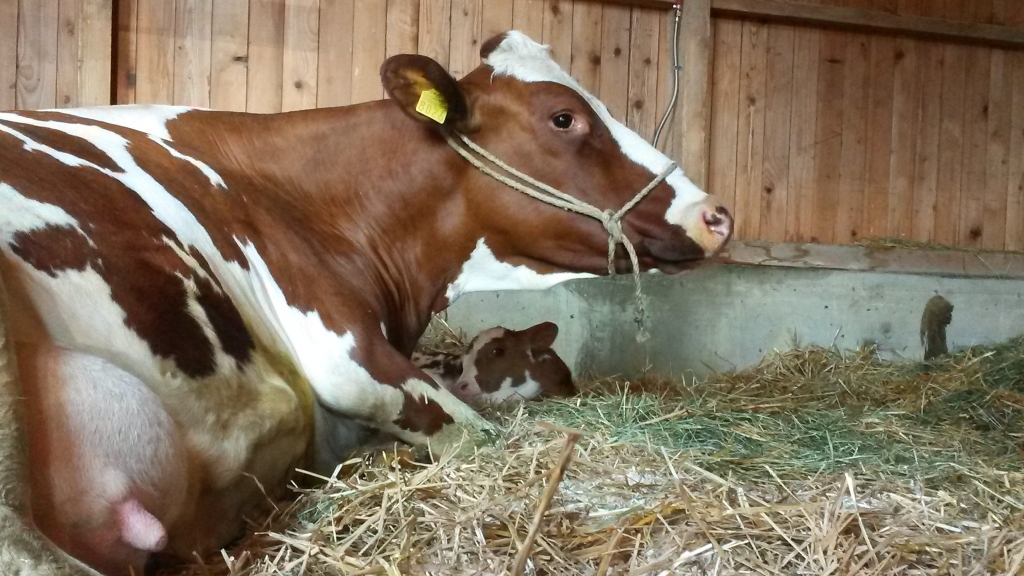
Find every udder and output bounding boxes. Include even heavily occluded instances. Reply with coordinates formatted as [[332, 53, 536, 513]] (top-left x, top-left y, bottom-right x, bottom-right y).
[[19, 344, 194, 576]]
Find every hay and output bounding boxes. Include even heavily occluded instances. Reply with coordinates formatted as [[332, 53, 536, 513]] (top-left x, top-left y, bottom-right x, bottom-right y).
[[172, 336, 1024, 576]]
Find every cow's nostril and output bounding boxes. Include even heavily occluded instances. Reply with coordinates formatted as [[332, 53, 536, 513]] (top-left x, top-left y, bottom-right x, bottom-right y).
[[703, 208, 731, 237]]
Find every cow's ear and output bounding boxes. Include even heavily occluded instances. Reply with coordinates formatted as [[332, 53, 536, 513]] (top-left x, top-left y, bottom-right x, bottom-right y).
[[381, 54, 471, 131], [525, 322, 558, 351]]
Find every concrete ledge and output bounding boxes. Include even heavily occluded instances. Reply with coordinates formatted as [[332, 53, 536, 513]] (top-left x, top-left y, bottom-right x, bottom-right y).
[[443, 243, 1024, 381], [720, 240, 1024, 280]]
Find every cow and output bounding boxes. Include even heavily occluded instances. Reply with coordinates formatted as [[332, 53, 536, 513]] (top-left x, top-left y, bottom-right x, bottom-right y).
[[0, 31, 732, 575], [413, 322, 575, 403]]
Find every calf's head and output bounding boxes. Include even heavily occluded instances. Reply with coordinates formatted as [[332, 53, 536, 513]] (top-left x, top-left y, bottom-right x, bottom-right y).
[[381, 31, 732, 283], [453, 322, 575, 404]]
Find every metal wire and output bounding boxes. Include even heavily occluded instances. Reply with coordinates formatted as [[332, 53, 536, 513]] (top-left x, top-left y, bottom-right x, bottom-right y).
[[653, 2, 683, 150]]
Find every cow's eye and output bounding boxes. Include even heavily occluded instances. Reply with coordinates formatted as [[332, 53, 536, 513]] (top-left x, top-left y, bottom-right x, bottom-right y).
[[552, 113, 574, 130], [491, 347, 505, 357]]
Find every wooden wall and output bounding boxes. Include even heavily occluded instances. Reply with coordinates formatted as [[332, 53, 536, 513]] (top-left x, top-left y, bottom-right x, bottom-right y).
[[709, 0, 1024, 251], [3, 0, 1022, 252], [113, 0, 679, 149], [1, 0, 113, 111]]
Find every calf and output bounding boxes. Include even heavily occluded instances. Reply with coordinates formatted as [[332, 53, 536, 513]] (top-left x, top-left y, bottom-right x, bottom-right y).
[[413, 322, 575, 403]]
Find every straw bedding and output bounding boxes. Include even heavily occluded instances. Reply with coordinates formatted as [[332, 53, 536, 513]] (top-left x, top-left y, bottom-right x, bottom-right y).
[[173, 329, 1024, 576]]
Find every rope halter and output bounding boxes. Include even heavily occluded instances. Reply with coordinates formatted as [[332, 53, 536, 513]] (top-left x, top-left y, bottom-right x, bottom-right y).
[[444, 131, 678, 343]]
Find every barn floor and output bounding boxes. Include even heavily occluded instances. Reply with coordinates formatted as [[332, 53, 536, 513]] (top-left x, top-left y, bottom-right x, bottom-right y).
[[172, 335, 1024, 576]]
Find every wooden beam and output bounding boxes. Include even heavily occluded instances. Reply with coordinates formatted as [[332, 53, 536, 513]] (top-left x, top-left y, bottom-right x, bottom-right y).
[[590, 0, 1024, 50], [712, 0, 1024, 49], [678, 0, 711, 189]]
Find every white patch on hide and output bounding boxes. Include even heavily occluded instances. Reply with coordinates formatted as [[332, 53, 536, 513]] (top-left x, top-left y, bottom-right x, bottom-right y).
[[237, 242, 406, 425], [53, 105, 194, 141], [0, 182, 90, 246], [446, 239, 593, 303]]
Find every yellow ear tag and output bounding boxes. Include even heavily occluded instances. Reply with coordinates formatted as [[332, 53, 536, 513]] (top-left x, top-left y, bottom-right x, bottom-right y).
[[416, 88, 448, 124]]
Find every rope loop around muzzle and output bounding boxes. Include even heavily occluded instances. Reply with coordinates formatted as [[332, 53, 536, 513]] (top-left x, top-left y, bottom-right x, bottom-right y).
[[444, 131, 677, 343]]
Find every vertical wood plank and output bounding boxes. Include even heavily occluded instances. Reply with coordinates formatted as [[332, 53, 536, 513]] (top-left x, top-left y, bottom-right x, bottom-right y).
[[448, 0, 482, 80], [983, 48, 1011, 250], [760, 23, 794, 242], [317, 0, 355, 107], [210, 0, 248, 111], [512, 0, 545, 42], [786, 23, 819, 242], [1005, 52, 1024, 251], [350, 0, 386, 103], [811, 30, 844, 244], [282, 0, 319, 112], [958, 45, 991, 247], [910, 40, 942, 242], [386, 0, 419, 59], [247, 0, 284, 112], [17, 0, 60, 110], [136, 0, 175, 105], [599, 4, 631, 122], [418, 0, 451, 70], [115, 0, 138, 104], [626, 8, 661, 142], [173, 0, 213, 107], [862, 35, 894, 239], [56, 0, 82, 108], [542, 0, 572, 71], [481, 0, 513, 42], [569, 1, 602, 94], [79, 0, 112, 106], [0, 0, 17, 110], [735, 20, 767, 240], [680, 0, 711, 190], [708, 18, 742, 215], [835, 32, 868, 243], [934, 0, 967, 246], [887, 38, 919, 238]]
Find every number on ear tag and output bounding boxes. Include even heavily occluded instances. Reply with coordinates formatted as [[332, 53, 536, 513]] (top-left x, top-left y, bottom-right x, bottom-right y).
[[416, 89, 448, 124]]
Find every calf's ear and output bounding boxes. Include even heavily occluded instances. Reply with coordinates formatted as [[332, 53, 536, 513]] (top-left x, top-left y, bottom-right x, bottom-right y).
[[525, 322, 559, 351], [381, 54, 471, 132]]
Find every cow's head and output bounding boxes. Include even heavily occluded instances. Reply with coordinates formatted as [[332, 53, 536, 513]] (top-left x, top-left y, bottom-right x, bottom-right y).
[[381, 31, 731, 282]]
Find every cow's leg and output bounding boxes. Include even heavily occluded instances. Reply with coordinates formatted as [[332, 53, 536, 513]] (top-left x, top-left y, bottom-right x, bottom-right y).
[[0, 291, 101, 576], [309, 329, 492, 470], [17, 344, 191, 576]]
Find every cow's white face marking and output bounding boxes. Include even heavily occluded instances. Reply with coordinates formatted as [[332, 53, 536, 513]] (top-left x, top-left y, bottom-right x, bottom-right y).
[[446, 239, 594, 303], [483, 32, 711, 251]]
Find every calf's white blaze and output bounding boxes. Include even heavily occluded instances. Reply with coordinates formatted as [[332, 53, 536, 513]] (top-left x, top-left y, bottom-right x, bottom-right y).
[[483, 32, 712, 251]]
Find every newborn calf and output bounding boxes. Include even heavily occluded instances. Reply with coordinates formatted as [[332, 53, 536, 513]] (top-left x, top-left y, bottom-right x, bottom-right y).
[[19, 344, 193, 576], [413, 322, 575, 404]]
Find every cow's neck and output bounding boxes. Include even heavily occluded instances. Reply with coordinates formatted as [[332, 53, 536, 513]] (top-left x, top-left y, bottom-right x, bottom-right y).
[[222, 104, 481, 354]]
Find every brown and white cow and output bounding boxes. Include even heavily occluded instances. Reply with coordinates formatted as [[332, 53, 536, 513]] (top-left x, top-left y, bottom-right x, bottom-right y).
[[0, 32, 731, 574]]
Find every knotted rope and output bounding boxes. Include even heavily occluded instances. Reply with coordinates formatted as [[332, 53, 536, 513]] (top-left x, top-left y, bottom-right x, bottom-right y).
[[445, 132, 677, 343]]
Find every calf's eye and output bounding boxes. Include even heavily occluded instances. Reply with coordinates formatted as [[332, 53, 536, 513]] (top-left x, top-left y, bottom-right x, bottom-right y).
[[552, 113, 574, 130], [491, 347, 505, 357]]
